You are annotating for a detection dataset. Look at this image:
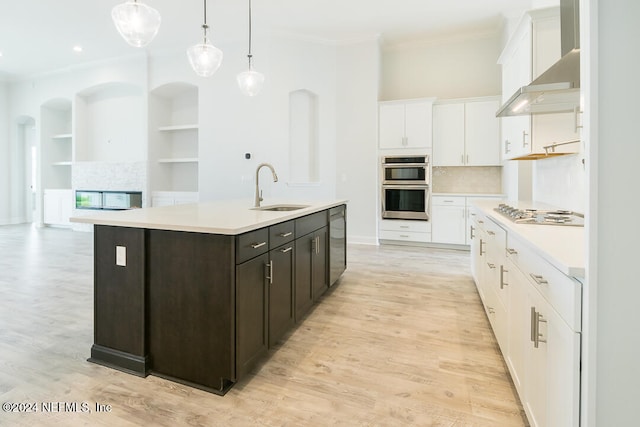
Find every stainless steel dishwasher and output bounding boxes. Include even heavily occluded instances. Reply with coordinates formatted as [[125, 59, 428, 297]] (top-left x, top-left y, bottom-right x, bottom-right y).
[[329, 205, 346, 286]]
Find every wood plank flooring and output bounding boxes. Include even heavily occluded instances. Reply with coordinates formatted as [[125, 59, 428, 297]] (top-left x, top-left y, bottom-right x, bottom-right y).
[[0, 224, 527, 426]]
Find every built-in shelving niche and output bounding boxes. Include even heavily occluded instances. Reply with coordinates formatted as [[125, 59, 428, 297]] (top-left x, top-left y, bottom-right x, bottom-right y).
[[41, 98, 73, 189], [148, 82, 199, 203]]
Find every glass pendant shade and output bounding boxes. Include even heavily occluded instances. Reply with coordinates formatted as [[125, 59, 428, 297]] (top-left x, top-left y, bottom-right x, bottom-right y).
[[111, 0, 161, 47], [187, 41, 223, 77], [237, 67, 265, 96]]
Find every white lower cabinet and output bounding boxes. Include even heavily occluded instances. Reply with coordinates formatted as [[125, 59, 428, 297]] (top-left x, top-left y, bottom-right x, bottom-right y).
[[472, 209, 581, 427], [431, 196, 467, 245], [378, 219, 431, 243], [43, 189, 73, 226], [432, 196, 503, 246]]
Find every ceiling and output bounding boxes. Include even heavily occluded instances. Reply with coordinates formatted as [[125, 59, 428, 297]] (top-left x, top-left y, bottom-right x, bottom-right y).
[[0, 0, 532, 79]]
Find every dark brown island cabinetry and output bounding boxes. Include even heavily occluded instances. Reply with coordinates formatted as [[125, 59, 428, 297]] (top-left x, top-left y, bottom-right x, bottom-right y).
[[88, 205, 346, 395]]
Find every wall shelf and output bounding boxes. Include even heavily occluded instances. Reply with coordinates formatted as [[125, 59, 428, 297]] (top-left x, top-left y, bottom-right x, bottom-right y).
[[158, 124, 199, 132], [158, 158, 199, 164], [52, 133, 73, 139]]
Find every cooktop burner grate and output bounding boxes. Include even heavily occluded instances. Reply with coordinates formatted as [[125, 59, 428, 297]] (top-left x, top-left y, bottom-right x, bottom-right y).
[[494, 204, 584, 227]]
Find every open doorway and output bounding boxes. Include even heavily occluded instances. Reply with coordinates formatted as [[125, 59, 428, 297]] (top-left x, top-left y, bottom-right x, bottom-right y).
[[17, 116, 37, 223]]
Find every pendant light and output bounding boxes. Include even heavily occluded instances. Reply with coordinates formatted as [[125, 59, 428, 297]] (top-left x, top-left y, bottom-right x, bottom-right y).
[[112, 0, 161, 48], [237, 0, 265, 96], [187, 0, 223, 77]]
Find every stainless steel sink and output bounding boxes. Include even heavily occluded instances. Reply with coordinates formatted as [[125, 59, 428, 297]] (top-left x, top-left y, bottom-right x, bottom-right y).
[[252, 204, 309, 212]]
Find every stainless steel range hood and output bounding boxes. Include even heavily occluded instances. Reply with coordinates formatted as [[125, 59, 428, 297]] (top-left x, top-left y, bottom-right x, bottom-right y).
[[497, 0, 580, 117]]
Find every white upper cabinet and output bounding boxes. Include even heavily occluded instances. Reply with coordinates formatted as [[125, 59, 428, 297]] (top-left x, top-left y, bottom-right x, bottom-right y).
[[499, 7, 580, 160], [433, 103, 465, 165], [433, 97, 501, 166], [379, 98, 435, 149]]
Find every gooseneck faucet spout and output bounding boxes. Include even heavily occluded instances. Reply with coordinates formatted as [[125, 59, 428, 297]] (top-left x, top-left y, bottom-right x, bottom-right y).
[[254, 163, 278, 207]]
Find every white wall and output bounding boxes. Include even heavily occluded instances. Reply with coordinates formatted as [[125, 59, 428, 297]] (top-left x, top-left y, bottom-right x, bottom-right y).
[[532, 153, 585, 212], [381, 32, 503, 100], [584, 0, 640, 425], [0, 81, 10, 223], [335, 39, 380, 244], [196, 35, 338, 203]]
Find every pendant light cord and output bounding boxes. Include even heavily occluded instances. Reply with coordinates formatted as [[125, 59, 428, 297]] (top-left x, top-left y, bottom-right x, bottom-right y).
[[202, 0, 209, 43], [247, 0, 253, 66]]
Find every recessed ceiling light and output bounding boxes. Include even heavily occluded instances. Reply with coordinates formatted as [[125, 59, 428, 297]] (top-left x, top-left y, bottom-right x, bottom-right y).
[[73, 46, 83, 53]]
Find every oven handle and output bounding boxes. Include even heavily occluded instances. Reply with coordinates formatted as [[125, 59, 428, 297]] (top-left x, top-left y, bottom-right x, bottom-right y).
[[381, 184, 430, 190], [382, 163, 428, 167]]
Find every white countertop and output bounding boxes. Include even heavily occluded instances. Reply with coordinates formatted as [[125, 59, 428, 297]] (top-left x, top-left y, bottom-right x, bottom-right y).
[[471, 200, 585, 278], [70, 199, 347, 235]]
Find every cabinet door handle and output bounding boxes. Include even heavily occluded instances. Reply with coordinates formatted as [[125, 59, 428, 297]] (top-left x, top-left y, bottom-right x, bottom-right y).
[[530, 307, 537, 343], [266, 261, 273, 285], [500, 265, 509, 289], [478, 220, 484, 224], [530, 274, 548, 285], [278, 232, 293, 237], [506, 248, 518, 255], [505, 139, 511, 154], [470, 225, 475, 240], [574, 106, 583, 133], [487, 262, 496, 269], [251, 241, 267, 249], [488, 306, 495, 314], [487, 230, 495, 236], [531, 307, 547, 348], [479, 239, 485, 256], [466, 154, 469, 164], [522, 130, 530, 147], [461, 154, 465, 164], [280, 246, 293, 253]]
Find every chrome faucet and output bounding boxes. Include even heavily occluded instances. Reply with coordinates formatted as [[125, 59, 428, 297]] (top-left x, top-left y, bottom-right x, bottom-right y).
[[254, 163, 278, 207]]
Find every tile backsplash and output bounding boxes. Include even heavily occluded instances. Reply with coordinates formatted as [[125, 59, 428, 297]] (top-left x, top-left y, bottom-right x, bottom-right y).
[[432, 166, 503, 194]]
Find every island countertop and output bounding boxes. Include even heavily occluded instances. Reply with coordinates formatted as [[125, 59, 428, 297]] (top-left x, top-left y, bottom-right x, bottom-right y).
[[70, 199, 347, 235]]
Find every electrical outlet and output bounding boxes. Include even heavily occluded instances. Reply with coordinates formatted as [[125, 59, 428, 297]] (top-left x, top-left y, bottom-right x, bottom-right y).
[[116, 246, 126, 267]]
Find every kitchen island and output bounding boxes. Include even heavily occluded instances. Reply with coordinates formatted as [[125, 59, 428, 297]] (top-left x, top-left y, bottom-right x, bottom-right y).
[[71, 199, 347, 395]]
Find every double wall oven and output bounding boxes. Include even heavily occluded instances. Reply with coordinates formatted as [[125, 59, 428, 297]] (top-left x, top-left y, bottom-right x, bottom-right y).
[[381, 154, 430, 221]]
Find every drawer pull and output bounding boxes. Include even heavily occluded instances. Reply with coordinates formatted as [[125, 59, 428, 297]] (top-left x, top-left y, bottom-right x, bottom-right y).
[[487, 230, 495, 236], [399, 234, 410, 238], [280, 246, 293, 253], [506, 248, 518, 255], [530, 274, 548, 285], [399, 225, 410, 229], [487, 262, 496, 269], [251, 241, 267, 249], [278, 232, 293, 237]]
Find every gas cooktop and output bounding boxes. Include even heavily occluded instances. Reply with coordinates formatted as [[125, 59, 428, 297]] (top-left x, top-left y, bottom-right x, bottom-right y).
[[494, 203, 584, 227]]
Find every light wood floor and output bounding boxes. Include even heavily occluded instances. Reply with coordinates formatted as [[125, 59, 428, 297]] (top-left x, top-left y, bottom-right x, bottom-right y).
[[0, 224, 527, 426]]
